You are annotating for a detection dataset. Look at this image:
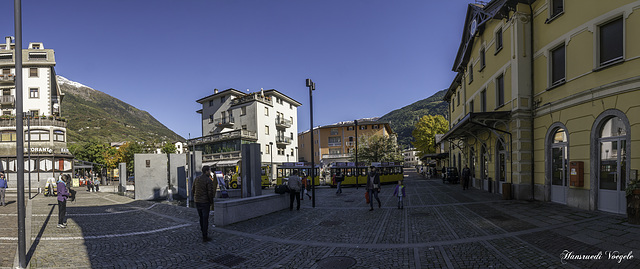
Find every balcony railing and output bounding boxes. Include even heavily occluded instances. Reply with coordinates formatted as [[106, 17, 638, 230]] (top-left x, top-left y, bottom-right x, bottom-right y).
[[276, 135, 292, 145], [188, 129, 257, 146], [214, 116, 234, 128], [230, 93, 273, 107], [328, 142, 341, 147], [322, 153, 352, 159], [275, 116, 292, 128], [0, 117, 67, 128], [202, 151, 241, 162], [0, 95, 14, 105]]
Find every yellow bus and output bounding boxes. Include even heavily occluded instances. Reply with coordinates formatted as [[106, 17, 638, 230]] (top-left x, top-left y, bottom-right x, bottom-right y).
[[276, 162, 320, 186], [222, 164, 270, 189], [374, 162, 404, 184], [329, 162, 404, 187]]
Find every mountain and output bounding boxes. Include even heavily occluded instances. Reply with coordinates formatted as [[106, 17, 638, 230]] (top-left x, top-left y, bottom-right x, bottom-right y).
[[379, 89, 448, 148], [58, 76, 184, 144]]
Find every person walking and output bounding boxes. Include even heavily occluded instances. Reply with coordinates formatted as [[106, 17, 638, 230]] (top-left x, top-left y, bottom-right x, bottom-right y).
[[393, 180, 406, 209], [335, 170, 344, 194], [0, 173, 7, 206], [287, 170, 302, 211], [57, 176, 70, 228], [462, 165, 471, 190], [366, 166, 382, 211], [192, 166, 216, 242]]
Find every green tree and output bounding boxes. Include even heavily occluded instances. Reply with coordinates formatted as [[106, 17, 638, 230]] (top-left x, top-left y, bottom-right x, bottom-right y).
[[118, 142, 143, 172], [161, 143, 177, 154], [351, 134, 403, 164], [412, 115, 449, 155], [69, 139, 110, 167]]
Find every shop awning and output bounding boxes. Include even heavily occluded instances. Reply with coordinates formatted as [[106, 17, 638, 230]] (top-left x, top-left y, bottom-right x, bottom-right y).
[[216, 160, 239, 167], [202, 161, 218, 167]]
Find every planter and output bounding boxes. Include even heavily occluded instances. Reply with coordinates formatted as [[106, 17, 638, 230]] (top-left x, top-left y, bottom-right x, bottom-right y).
[[627, 194, 640, 225]]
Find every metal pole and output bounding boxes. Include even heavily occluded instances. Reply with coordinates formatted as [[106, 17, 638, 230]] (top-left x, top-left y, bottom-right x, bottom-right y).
[[14, 0, 27, 267], [27, 112, 30, 199], [355, 120, 358, 189], [269, 142, 273, 183], [306, 79, 315, 208]]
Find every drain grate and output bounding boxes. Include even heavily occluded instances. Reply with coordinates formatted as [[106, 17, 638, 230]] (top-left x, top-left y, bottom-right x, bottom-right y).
[[317, 256, 357, 269], [319, 220, 342, 227], [210, 254, 246, 267]]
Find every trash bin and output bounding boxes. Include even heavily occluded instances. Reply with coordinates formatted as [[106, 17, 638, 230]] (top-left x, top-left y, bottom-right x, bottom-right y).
[[502, 183, 512, 200]]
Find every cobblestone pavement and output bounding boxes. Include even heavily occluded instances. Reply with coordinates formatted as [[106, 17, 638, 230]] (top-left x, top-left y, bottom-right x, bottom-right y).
[[1, 169, 640, 268]]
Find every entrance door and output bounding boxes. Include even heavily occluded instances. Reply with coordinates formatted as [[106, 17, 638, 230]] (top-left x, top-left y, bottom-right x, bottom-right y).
[[550, 146, 567, 204], [598, 138, 627, 214]]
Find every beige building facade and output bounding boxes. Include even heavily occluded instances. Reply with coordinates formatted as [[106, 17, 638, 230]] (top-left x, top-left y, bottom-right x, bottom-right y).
[[442, 0, 640, 214]]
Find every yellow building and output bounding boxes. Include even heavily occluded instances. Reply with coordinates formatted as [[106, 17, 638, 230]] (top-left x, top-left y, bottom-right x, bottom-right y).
[[297, 119, 394, 165], [442, 0, 640, 214]]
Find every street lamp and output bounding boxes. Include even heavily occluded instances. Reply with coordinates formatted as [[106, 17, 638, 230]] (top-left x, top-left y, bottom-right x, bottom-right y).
[[306, 78, 316, 208]]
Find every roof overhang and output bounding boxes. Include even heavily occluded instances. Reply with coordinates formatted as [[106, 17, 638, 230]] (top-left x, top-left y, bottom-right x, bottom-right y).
[[440, 111, 511, 142]]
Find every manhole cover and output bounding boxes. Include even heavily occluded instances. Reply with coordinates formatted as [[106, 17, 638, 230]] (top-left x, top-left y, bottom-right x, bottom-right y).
[[210, 254, 246, 267], [319, 220, 342, 227], [316, 256, 357, 269]]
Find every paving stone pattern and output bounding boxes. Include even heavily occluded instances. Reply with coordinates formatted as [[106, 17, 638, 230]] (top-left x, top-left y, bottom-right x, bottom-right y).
[[1, 169, 640, 268]]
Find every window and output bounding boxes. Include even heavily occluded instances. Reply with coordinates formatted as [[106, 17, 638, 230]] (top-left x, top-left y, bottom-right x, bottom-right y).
[[550, 0, 564, 19], [480, 48, 486, 70], [359, 125, 367, 130], [457, 91, 460, 106], [29, 110, 39, 117], [241, 106, 246, 116], [372, 125, 379, 129], [265, 145, 269, 154], [265, 107, 269, 116], [0, 131, 16, 142], [329, 148, 341, 155], [0, 54, 12, 61], [496, 74, 504, 107], [2, 69, 9, 74], [598, 17, 623, 68], [29, 88, 39, 98], [328, 137, 341, 146], [242, 125, 247, 130], [265, 125, 269, 135], [27, 130, 49, 141], [221, 96, 225, 103], [209, 114, 213, 122], [29, 68, 38, 77], [54, 130, 65, 142], [468, 64, 473, 84], [278, 147, 285, 155], [28, 52, 46, 60], [330, 128, 338, 135], [550, 44, 566, 87], [495, 28, 503, 53], [347, 126, 354, 131], [470, 100, 474, 113], [481, 89, 487, 112], [209, 100, 213, 107], [290, 132, 293, 139]]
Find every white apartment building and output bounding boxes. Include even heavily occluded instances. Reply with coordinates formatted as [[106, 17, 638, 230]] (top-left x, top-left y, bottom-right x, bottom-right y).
[[402, 148, 422, 168], [0, 37, 72, 181], [188, 88, 301, 179]]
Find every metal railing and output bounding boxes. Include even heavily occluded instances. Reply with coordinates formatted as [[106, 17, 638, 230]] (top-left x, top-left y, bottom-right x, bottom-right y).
[[230, 93, 273, 106], [276, 135, 292, 144], [0, 117, 67, 127], [275, 116, 292, 128], [187, 129, 257, 146], [0, 95, 15, 105], [214, 116, 234, 126]]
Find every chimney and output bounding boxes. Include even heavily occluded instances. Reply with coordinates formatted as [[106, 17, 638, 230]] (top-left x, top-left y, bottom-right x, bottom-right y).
[[214, 88, 219, 94], [4, 36, 10, 50]]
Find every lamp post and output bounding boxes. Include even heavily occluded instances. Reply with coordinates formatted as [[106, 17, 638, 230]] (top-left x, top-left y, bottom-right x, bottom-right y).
[[269, 142, 273, 182], [355, 120, 358, 189], [14, 0, 27, 267], [306, 79, 316, 208]]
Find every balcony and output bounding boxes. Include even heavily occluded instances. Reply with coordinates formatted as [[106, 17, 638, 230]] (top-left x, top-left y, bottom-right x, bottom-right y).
[[276, 135, 292, 145], [0, 73, 15, 84], [0, 116, 67, 128], [275, 116, 292, 128], [0, 95, 14, 106], [202, 150, 241, 162], [322, 153, 352, 159], [230, 93, 273, 107], [214, 116, 234, 128], [187, 129, 257, 146]]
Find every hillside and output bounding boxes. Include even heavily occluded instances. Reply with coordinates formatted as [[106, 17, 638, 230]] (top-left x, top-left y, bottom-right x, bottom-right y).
[[380, 89, 448, 148], [58, 76, 184, 144]]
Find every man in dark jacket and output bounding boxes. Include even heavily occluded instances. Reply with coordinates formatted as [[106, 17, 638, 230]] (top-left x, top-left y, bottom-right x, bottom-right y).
[[192, 166, 217, 242], [366, 166, 382, 211], [461, 165, 471, 190]]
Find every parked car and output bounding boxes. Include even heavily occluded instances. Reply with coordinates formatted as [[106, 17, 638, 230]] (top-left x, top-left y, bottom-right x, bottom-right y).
[[443, 167, 460, 184]]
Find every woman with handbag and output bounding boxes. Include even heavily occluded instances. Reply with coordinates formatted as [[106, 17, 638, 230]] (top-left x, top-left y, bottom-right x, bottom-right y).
[[366, 166, 382, 211]]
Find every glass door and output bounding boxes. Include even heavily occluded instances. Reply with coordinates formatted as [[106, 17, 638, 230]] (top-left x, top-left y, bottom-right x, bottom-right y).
[[598, 139, 626, 214], [550, 146, 567, 204]]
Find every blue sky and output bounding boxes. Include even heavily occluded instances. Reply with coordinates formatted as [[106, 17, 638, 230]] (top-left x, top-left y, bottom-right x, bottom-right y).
[[1, 0, 471, 140]]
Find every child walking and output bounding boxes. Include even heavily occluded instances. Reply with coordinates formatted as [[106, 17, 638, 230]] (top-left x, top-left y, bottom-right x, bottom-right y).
[[393, 180, 406, 209]]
